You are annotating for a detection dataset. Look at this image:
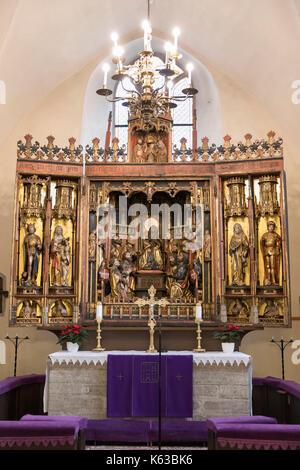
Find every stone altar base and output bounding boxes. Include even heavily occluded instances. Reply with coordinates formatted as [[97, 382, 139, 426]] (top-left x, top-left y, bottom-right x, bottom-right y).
[[45, 352, 252, 420]]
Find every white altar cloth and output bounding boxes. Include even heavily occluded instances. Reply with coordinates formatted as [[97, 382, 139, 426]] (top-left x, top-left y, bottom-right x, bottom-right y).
[[48, 350, 251, 367], [45, 350, 252, 416]]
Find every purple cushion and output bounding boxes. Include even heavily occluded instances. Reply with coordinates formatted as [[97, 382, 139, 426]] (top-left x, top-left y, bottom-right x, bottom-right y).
[[0, 421, 79, 448], [149, 420, 207, 442], [206, 415, 277, 431], [21, 414, 88, 430], [274, 380, 300, 399], [264, 376, 300, 399], [0, 375, 45, 395], [86, 420, 150, 443], [252, 377, 267, 386], [264, 376, 284, 387], [215, 423, 300, 450]]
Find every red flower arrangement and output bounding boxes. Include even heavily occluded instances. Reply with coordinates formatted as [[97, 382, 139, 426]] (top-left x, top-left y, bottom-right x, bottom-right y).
[[57, 324, 88, 346], [213, 324, 244, 343]]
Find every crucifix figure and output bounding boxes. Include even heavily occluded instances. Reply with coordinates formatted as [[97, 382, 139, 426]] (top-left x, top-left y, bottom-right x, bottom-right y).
[[135, 285, 169, 353]]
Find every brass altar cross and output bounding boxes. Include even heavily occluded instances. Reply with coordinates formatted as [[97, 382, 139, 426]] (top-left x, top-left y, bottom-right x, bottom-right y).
[[117, 373, 124, 381], [135, 285, 169, 353]]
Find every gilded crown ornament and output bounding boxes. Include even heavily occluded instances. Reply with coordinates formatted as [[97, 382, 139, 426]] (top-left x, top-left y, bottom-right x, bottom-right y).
[[256, 175, 280, 217], [225, 177, 247, 218]]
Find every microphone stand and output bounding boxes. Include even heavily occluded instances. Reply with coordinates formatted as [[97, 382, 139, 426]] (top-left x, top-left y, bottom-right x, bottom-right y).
[[158, 313, 162, 450], [157, 312, 168, 450]]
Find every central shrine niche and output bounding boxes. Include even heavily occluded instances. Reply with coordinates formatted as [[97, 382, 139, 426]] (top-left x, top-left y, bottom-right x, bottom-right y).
[[88, 179, 210, 314]]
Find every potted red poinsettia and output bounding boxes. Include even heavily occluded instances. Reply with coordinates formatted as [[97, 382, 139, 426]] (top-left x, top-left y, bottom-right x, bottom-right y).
[[57, 324, 88, 353], [213, 324, 244, 353]]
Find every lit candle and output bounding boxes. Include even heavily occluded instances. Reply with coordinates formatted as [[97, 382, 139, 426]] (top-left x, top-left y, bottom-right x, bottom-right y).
[[96, 303, 103, 320], [165, 42, 172, 65], [102, 63, 110, 87], [186, 63, 194, 85], [142, 20, 151, 51], [196, 304, 202, 320], [172, 27, 180, 54], [113, 45, 124, 72], [111, 32, 119, 48]]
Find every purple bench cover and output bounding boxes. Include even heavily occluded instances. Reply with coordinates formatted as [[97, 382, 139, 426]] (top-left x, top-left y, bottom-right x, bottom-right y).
[[149, 420, 207, 442], [253, 376, 300, 399], [206, 415, 277, 432], [86, 419, 150, 443], [0, 421, 79, 448], [0, 374, 45, 395], [264, 376, 300, 399], [252, 377, 267, 387], [215, 423, 300, 450], [21, 414, 88, 430]]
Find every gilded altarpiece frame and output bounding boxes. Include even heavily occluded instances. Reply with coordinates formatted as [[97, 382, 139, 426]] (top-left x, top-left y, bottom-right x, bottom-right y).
[[9, 131, 290, 333]]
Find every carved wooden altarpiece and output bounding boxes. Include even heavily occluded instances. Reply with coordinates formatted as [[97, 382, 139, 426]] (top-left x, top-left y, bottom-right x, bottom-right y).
[[9, 123, 290, 344]]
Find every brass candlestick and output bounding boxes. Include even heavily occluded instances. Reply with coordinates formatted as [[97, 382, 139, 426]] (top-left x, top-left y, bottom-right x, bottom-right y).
[[93, 318, 105, 352], [193, 318, 206, 352]]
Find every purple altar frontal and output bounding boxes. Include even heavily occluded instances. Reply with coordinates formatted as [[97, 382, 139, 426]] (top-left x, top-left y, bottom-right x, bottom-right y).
[[107, 355, 193, 418]]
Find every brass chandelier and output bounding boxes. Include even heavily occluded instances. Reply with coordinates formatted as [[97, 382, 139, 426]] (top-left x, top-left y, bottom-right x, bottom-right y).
[[96, 20, 198, 130]]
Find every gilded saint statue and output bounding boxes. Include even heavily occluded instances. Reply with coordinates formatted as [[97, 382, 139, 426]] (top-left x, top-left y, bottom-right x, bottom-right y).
[[109, 258, 123, 299], [88, 230, 97, 261], [60, 238, 71, 287], [156, 138, 167, 162], [50, 225, 71, 287], [263, 299, 280, 318], [139, 240, 164, 270], [133, 138, 145, 163], [203, 230, 211, 260], [260, 221, 281, 286], [132, 134, 168, 163], [145, 135, 157, 162], [21, 223, 42, 286], [167, 252, 192, 300], [19, 300, 37, 319], [108, 257, 134, 301], [231, 299, 249, 320], [51, 299, 68, 318], [229, 223, 249, 286]]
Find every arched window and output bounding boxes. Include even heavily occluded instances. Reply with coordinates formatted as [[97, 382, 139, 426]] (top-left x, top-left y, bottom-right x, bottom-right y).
[[114, 55, 193, 150]]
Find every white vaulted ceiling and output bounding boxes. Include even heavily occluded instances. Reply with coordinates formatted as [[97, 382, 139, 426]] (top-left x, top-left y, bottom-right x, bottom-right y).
[[0, 0, 300, 152]]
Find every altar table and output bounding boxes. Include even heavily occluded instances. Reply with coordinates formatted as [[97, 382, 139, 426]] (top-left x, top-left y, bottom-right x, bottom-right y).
[[45, 351, 252, 420]]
